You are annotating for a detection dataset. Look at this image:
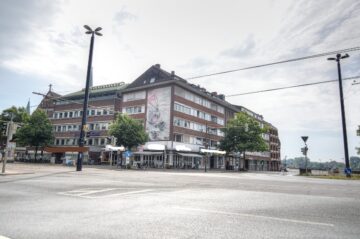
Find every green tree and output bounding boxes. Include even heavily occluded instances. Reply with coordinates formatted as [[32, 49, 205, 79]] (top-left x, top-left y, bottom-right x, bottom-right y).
[[0, 106, 30, 146], [15, 109, 53, 160], [219, 112, 268, 170], [109, 114, 148, 150], [0, 106, 29, 123], [350, 156, 360, 170]]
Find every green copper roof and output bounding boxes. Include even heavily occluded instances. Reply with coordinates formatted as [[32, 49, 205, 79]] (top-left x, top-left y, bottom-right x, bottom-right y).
[[63, 82, 128, 98]]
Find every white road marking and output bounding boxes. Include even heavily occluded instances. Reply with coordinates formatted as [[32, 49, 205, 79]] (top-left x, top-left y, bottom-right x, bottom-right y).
[[0, 235, 12, 239], [58, 188, 154, 199], [178, 207, 334, 227], [77, 188, 118, 196], [82, 189, 155, 199]]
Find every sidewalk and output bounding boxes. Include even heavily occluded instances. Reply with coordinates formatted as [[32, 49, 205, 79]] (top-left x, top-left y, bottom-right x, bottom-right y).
[[0, 162, 74, 176], [1, 162, 286, 176], [85, 164, 285, 175]]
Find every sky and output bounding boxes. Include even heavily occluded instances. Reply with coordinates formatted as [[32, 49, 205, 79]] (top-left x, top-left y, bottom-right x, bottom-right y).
[[0, 0, 359, 162]]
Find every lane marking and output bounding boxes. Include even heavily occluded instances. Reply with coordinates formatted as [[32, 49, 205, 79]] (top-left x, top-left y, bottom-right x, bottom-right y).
[[178, 207, 334, 227], [81, 189, 155, 199], [58, 188, 154, 199], [77, 188, 118, 196], [0, 236, 12, 239]]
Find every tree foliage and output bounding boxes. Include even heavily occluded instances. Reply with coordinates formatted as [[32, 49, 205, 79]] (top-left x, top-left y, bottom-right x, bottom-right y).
[[0, 106, 29, 123], [282, 157, 350, 170], [350, 156, 360, 169], [0, 106, 30, 145], [109, 114, 149, 150], [219, 112, 268, 156], [15, 109, 53, 159]]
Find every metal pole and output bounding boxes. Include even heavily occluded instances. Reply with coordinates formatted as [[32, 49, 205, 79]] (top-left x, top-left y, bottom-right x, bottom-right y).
[[2, 114, 14, 173], [304, 143, 308, 174], [2, 122, 11, 173], [77, 33, 95, 171], [336, 55, 351, 177], [328, 54, 351, 177]]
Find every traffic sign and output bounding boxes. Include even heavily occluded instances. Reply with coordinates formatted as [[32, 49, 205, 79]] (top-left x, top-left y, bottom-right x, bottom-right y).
[[344, 168, 352, 175], [124, 150, 132, 158], [301, 136, 308, 143]]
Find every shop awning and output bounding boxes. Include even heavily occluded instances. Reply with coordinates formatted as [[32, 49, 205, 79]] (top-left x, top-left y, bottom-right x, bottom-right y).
[[44, 146, 89, 153], [104, 145, 125, 151], [133, 151, 164, 156], [200, 149, 226, 155], [176, 153, 203, 158]]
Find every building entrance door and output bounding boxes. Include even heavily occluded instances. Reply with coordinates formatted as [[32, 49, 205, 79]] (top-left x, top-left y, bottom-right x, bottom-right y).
[[210, 156, 215, 169]]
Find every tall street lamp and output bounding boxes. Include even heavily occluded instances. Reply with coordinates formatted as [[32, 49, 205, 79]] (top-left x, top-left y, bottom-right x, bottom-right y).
[[327, 53, 351, 177], [76, 25, 102, 171], [301, 136, 308, 174]]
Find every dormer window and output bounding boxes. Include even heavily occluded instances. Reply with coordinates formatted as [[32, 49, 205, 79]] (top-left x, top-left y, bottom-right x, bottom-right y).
[[150, 77, 156, 83]]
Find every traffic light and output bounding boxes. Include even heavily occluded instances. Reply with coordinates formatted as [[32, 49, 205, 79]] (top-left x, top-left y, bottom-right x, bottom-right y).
[[301, 146, 308, 155]]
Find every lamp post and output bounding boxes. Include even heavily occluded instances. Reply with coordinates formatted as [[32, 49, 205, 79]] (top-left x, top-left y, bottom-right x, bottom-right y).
[[327, 53, 351, 177], [76, 25, 102, 171], [301, 136, 308, 174]]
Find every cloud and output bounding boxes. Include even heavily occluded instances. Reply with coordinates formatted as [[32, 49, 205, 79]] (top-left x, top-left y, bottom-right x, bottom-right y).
[[113, 8, 137, 27], [220, 35, 256, 58], [0, 0, 60, 62], [182, 57, 213, 70], [0, 0, 359, 161]]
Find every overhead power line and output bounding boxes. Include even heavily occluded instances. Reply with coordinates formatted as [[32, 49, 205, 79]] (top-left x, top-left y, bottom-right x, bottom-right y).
[[226, 76, 360, 97], [186, 46, 360, 80]]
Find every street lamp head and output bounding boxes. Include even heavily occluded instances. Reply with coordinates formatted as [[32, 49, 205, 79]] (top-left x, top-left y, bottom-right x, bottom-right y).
[[94, 27, 102, 32], [94, 31, 103, 36], [84, 25, 93, 32], [341, 53, 349, 59], [85, 30, 93, 34], [327, 57, 336, 61]]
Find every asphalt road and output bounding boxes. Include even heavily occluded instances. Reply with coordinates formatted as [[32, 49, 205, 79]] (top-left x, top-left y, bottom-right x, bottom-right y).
[[0, 164, 359, 239]]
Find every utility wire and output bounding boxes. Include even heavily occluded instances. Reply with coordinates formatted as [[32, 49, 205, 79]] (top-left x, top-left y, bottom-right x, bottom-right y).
[[186, 46, 360, 80], [31, 47, 360, 107], [226, 76, 360, 97]]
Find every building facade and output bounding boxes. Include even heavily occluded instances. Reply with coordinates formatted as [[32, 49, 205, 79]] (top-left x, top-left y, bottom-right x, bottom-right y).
[[38, 82, 126, 164], [38, 64, 280, 170]]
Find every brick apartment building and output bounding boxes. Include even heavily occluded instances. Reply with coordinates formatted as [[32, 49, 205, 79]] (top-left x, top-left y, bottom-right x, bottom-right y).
[[37, 64, 280, 170]]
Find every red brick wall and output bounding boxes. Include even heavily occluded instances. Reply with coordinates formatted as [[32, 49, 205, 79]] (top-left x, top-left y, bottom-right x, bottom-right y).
[[174, 95, 225, 118]]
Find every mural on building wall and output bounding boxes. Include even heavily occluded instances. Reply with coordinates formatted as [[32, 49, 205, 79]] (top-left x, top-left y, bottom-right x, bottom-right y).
[[146, 87, 171, 140]]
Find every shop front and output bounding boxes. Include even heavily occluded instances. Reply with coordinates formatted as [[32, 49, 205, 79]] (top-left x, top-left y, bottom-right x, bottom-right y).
[[100, 145, 125, 165], [44, 146, 89, 165], [133, 151, 166, 168]]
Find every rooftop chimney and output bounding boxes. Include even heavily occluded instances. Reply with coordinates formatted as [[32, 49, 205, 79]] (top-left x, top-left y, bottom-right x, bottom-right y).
[[155, 64, 161, 68]]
